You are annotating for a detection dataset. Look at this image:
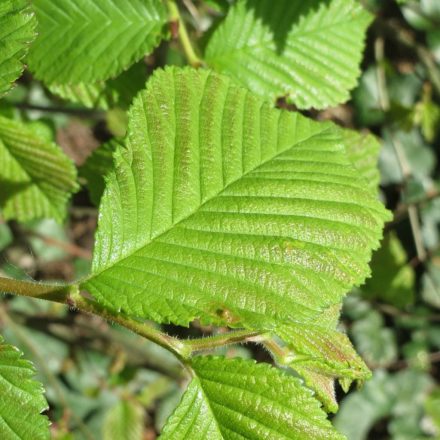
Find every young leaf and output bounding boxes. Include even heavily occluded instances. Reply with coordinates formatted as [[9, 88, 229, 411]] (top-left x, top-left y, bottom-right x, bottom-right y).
[[204, 0, 372, 109], [276, 321, 371, 413], [82, 67, 389, 333], [0, 335, 50, 439], [28, 0, 168, 85], [0, 116, 78, 222], [160, 356, 344, 439], [0, 0, 36, 96]]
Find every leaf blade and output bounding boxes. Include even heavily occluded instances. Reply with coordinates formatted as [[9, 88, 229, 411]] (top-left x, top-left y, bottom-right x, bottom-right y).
[[0, 335, 50, 440], [0, 0, 37, 96], [160, 356, 345, 440], [0, 116, 78, 222], [204, 0, 372, 109], [28, 0, 168, 85], [83, 67, 389, 333]]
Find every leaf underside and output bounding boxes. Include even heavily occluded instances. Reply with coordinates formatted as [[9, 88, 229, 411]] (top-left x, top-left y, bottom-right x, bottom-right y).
[[0, 0, 36, 97], [205, 0, 372, 109], [160, 356, 345, 440], [28, 0, 168, 85], [0, 335, 49, 440], [0, 116, 78, 222]]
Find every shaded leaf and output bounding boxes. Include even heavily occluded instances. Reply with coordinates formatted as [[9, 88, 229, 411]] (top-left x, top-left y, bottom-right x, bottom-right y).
[[363, 232, 415, 308], [79, 139, 120, 206], [0, 116, 78, 222], [351, 309, 398, 368], [49, 62, 147, 110]]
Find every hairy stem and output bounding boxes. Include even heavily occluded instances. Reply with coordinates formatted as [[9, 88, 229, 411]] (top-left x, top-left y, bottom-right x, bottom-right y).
[[69, 288, 192, 361], [0, 276, 270, 362], [0, 277, 72, 304], [186, 329, 269, 352], [167, 0, 202, 67]]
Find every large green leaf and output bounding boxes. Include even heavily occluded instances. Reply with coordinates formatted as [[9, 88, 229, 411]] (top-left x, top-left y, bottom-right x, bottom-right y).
[[204, 0, 372, 109], [0, 335, 50, 439], [0, 0, 36, 96], [160, 356, 344, 440], [82, 67, 389, 334], [0, 116, 78, 222], [28, 0, 168, 85]]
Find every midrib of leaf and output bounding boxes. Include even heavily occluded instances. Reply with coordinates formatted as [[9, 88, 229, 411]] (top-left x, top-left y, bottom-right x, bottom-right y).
[[86, 125, 333, 280]]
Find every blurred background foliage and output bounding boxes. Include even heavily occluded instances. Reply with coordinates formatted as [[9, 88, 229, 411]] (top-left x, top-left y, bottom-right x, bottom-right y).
[[0, 0, 440, 438]]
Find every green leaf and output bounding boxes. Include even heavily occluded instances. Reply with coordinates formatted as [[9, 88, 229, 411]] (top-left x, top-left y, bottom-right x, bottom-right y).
[[334, 369, 433, 440], [49, 62, 147, 110], [79, 139, 120, 206], [28, 0, 168, 85], [0, 0, 36, 97], [351, 309, 398, 368], [160, 356, 344, 440], [333, 370, 396, 440], [103, 399, 145, 440], [0, 116, 78, 222], [276, 318, 371, 413], [82, 66, 389, 333], [204, 0, 372, 109], [0, 335, 50, 439], [362, 232, 415, 308], [426, 388, 440, 435]]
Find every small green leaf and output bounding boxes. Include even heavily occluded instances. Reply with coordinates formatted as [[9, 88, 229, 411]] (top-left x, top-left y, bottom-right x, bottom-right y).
[[0, 335, 50, 440], [103, 399, 145, 440], [333, 371, 396, 440], [79, 139, 120, 206], [160, 356, 344, 439], [28, 0, 168, 85], [0, 116, 78, 222], [205, 0, 372, 109], [276, 320, 371, 412], [0, 0, 36, 96]]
